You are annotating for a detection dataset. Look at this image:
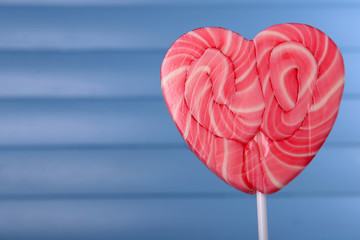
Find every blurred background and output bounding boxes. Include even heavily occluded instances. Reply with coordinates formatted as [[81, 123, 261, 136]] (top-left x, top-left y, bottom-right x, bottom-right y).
[[0, 0, 358, 239]]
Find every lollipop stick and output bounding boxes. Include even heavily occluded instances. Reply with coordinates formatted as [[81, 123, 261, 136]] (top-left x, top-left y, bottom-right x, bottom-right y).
[[256, 191, 268, 240]]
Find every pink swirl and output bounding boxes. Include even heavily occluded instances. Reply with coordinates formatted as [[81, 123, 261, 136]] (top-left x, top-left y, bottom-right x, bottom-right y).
[[161, 24, 345, 194]]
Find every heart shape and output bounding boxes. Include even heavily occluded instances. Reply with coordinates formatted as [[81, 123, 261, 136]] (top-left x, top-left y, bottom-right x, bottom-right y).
[[160, 23, 345, 194]]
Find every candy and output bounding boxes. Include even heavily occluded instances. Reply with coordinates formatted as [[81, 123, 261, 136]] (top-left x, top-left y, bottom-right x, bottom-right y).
[[161, 23, 345, 194]]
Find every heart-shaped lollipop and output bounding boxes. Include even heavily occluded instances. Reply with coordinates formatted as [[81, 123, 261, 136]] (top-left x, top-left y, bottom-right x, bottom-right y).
[[161, 23, 345, 194]]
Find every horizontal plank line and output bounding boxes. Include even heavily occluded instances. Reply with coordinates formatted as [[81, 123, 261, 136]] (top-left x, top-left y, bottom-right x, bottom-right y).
[[271, 191, 360, 199], [0, 93, 358, 102], [342, 94, 360, 100], [0, 47, 358, 54], [321, 141, 360, 148], [0, 96, 165, 102], [0, 143, 189, 151], [0, 48, 167, 54], [0, 142, 357, 151], [0, 191, 358, 201], [0, 3, 360, 9], [0, 192, 246, 201]]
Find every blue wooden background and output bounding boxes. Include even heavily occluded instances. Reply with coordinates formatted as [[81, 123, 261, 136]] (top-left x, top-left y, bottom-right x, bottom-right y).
[[0, 0, 359, 239]]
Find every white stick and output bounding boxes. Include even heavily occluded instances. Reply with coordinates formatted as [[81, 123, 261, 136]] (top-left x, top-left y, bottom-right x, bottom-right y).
[[256, 191, 268, 240]]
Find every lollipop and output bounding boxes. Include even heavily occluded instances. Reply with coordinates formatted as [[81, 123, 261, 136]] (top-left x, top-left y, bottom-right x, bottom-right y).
[[160, 23, 345, 239]]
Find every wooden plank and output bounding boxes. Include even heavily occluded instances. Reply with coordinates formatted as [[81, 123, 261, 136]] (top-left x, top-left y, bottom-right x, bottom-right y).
[[0, 50, 357, 97], [0, 7, 358, 50], [0, 197, 357, 240], [0, 99, 178, 145], [0, 146, 357, 195], [0, 0, 359, 6], [343, 51, 360, 96], [0, 50, 163, 98], [0, 99, 355, 145]]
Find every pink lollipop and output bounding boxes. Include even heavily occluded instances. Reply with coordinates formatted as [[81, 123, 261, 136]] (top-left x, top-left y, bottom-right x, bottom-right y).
[[161, 23, 344, 239]]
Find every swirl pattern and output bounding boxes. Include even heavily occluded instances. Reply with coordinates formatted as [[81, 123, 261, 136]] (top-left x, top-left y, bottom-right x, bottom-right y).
[[161, 24, 345, 194]]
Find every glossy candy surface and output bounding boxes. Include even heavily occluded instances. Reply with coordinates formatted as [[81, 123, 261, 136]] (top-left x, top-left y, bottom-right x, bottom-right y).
[[161, 23, 345, 194]]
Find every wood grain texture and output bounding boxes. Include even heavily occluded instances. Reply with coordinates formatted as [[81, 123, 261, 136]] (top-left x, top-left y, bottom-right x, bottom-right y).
[[0, 50, 357, 97], [0, 50, 163, 97], [0, 147, 357, 196], [1, 0, 360, 6], [0, 7, 358, 50], [0, 198, 358, 240]]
